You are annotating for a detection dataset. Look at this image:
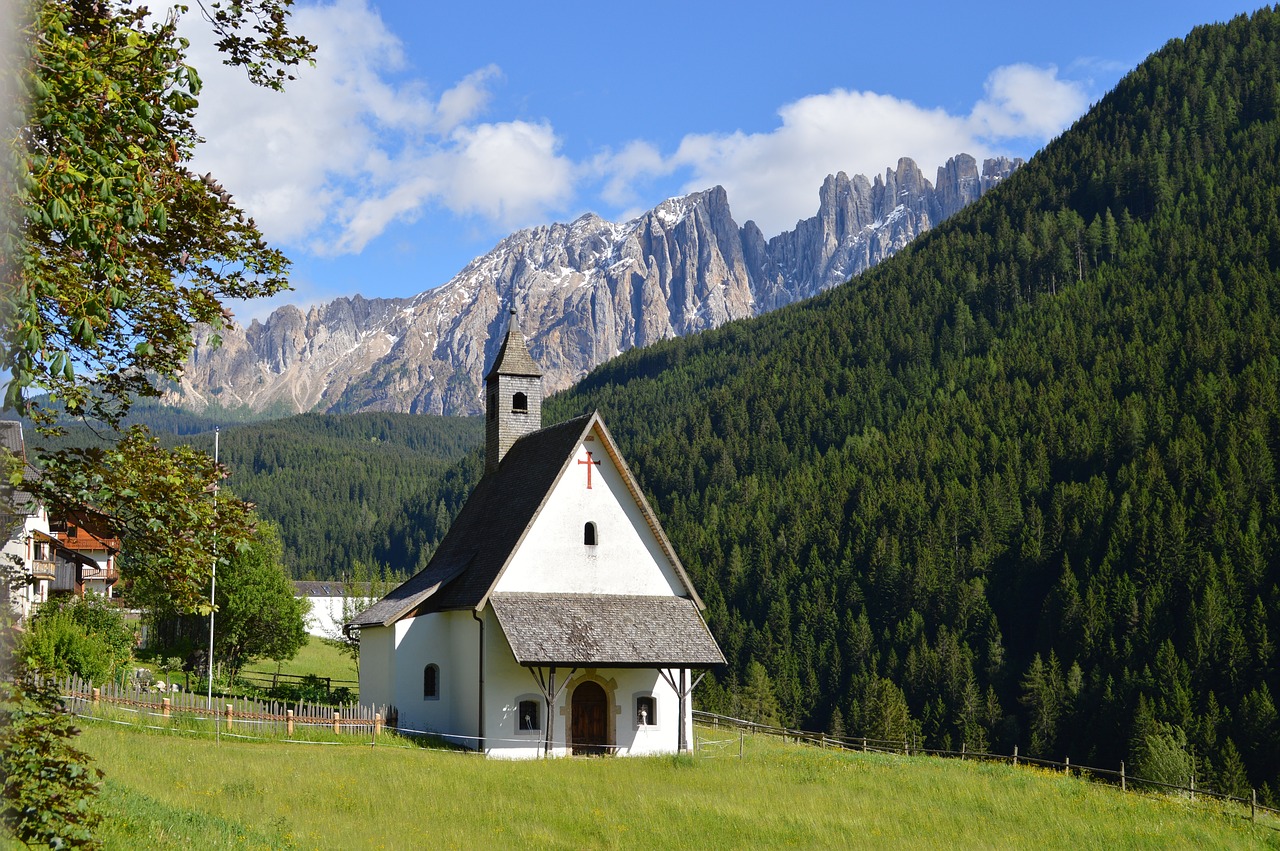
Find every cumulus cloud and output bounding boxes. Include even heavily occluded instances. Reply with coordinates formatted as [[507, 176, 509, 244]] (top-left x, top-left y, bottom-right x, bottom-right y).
[[969, 64, 1091, 140], [190, 0, 1089, 263], [596, 64, 1089, 237], [186, 0, 572, 256]]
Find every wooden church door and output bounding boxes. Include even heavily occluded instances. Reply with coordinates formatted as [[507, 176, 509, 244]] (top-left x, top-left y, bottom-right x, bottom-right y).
[[571, 681, 609, 755]]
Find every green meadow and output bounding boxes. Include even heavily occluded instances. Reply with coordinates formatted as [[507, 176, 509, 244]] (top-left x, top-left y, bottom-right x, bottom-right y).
[[64, 719, 1280, 850]]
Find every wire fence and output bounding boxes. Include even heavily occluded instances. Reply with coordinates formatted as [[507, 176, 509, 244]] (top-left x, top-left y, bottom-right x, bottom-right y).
[[42, 673, 1280, 827], [46, 674, 393, 739], [692, 710, 1280, 826]]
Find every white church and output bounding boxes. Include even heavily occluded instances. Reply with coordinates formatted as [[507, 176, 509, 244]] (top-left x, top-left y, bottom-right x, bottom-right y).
[[350, 314, 724, 757]]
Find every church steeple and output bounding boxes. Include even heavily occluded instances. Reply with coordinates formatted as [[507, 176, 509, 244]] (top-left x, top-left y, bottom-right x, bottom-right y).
[[485, 310, 543, 474]]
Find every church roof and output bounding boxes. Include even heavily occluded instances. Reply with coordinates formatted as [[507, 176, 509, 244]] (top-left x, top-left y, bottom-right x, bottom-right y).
[[350, 411, 705, 628], [483, 320, 541, 380], [491, 593, 725, 667]]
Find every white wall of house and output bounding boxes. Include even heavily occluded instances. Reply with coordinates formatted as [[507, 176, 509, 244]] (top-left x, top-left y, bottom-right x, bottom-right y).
[[3, 513, 50, 619], [496, 429, 685, 598], [302, 595, 342, 637]]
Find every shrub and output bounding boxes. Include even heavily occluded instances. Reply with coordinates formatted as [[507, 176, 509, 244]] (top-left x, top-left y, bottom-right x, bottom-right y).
[[24, 595, 134, 683]]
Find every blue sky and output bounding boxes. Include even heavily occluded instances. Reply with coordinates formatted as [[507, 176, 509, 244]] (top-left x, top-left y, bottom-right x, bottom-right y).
[[184, 1, 1265, 321]]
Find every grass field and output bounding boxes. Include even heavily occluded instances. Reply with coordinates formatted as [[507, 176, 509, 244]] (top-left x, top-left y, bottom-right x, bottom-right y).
[[65, 719, 1280, 850], [238, 636, 358, 686]]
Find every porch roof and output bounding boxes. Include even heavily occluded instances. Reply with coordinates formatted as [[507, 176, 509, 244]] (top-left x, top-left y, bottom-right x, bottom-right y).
[[491, 592, 725, 668]]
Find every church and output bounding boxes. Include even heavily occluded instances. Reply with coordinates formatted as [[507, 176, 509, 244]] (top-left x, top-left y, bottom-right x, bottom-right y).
[[350, 314, 724, 757]]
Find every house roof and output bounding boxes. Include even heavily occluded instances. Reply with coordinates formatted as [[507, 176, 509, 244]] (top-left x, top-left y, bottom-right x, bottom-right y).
[[293, 581, 372, 598], [491, 593, 725, 667], [33, 529, 98, 568], [483, 318, 542, 380], [350, 411, 704, 628], [0, 421, 40, 521]]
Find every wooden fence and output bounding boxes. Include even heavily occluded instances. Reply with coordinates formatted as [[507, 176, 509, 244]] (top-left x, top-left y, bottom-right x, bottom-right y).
[[693, 710, 1280, 825], [47, 674, 397, 740]]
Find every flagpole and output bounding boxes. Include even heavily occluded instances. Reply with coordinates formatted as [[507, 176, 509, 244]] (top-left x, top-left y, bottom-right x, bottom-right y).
[[207, 427, 218, 711]]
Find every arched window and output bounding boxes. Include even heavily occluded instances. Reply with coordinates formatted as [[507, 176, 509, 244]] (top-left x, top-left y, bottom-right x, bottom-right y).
[[512, 391, 528, 413], [584, 522, 597, 546], [423, 664, 440, 700]]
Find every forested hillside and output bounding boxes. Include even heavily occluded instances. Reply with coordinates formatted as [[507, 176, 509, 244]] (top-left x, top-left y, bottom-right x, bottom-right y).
[[208, 413, 481, 576], [523, 9, 1280, 798], [36, 412, 482, 578]]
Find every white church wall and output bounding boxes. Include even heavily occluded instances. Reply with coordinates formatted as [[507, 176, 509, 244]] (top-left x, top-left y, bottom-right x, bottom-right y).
[[444, 609, 481, 748], [390, 612, 456, 737], [496, 429, 685, 598], [358, 625, 394, 713], [483, 613, 548, 758], [480, 626, 691, 759]]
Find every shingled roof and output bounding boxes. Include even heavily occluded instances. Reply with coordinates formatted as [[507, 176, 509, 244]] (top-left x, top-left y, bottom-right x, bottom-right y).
[[350, 411, 705, 628], [0, 421, 40, 520], [492, 593, 725, 667], [483, 317, 541, 380]]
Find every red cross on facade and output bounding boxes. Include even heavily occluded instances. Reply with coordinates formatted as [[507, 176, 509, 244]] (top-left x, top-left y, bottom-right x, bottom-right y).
[[577, 450, 602, 489]]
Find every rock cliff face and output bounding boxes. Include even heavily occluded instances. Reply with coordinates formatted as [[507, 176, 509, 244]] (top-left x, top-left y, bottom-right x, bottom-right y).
[[171, 154, 1022, 416]]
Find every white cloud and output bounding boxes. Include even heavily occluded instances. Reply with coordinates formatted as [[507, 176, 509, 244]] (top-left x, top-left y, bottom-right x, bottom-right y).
[[190, 0, 1090, 264], [969, 64, 1091, 140], [442, 121, 575, 225], [667, 90, 985, 234], [186, 0, 571, 256], [595, 64, 1090, 237]]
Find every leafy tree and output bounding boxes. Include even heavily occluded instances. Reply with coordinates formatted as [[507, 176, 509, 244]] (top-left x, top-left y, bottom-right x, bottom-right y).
[[3, 0, 313, 611], [208, 522, 308, 678], [1132, 720, 1193, 789], [326, 560, 396, 671]]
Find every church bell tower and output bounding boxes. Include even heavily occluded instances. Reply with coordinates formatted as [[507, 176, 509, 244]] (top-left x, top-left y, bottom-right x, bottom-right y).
[[484, 310, 543, 474]]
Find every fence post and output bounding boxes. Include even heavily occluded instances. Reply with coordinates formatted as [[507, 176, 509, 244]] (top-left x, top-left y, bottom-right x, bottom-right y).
[[739, 729, 744, 759], [91, 687, 100, 707], [904, 738, 909, 756], [162, 698, 171, 718], [861, 736, 867, 752], [1189, 771, 1195, 802], [961, 742, 966, 760], [1120, 760, 1126, 792], [1065, 756, 1070, 776], [286, 710, 294, 737], [225, 704, 233, 732], [333, 711, 340, 735], [375, 712, 382, 738], [1013, 745, 1019, 767], [1252, 789, 1256, 822]]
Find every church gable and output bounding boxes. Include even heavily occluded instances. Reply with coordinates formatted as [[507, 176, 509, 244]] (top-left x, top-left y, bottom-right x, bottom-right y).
[[493, 421, 686, 598]]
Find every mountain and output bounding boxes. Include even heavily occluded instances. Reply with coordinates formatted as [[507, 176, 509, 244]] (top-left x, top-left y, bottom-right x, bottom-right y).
[[170, 155, 1020, 416]]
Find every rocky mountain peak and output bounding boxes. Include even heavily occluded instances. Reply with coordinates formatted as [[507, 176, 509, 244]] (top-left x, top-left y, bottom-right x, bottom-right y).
[[171, 153, 1021, 416]]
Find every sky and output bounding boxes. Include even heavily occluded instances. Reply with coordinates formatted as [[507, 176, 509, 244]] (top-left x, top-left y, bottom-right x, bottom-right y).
[[182, 0, 1267, 321]]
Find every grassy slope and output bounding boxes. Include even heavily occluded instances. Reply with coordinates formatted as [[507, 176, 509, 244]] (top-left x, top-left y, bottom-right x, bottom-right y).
[[74, 722, 1279, 850], [238, 636, 358, 685]]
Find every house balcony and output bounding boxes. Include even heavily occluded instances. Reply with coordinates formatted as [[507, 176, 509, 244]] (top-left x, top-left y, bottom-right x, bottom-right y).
[[80, 564, 119, 584], [31, 559, 55, 580]]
